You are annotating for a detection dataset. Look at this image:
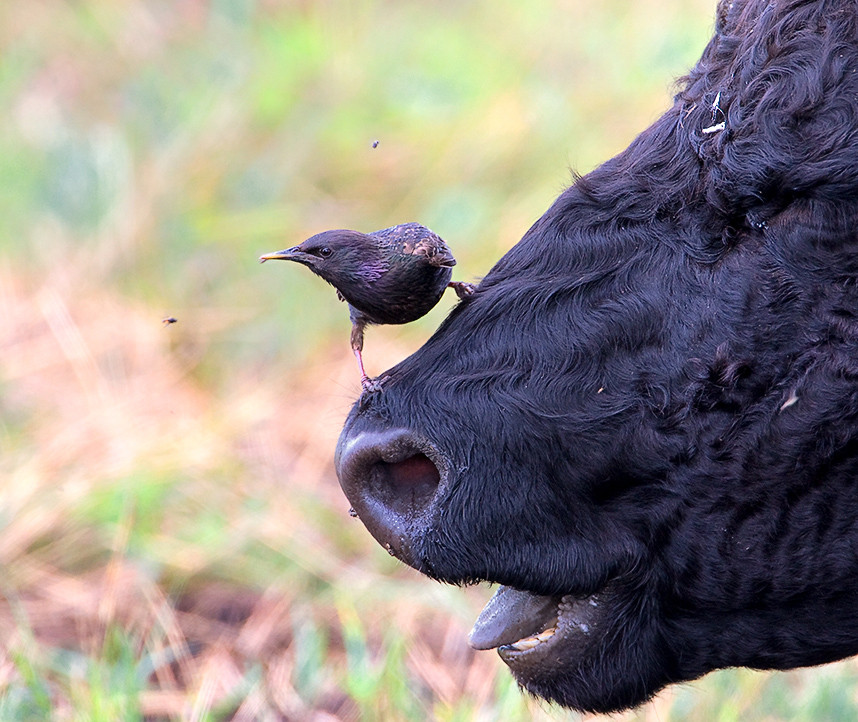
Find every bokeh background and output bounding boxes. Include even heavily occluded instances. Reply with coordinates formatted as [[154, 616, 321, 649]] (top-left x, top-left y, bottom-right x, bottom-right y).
[[4, 1, 858, 720]]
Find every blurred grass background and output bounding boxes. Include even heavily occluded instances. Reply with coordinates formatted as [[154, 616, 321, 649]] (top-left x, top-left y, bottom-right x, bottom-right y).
[[3, 0, 858, 720]]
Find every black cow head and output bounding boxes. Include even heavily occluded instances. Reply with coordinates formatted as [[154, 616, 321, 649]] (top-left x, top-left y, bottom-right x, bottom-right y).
[[335, 0, 858, 712]]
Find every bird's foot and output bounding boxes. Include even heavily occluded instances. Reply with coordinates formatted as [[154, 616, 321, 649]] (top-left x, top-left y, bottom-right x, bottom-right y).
[[448, 281, 476, 299], [360, 374, 387, 394]]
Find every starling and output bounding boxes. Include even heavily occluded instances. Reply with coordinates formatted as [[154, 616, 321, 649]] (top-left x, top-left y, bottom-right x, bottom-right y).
[[260, 223, 474, 390]]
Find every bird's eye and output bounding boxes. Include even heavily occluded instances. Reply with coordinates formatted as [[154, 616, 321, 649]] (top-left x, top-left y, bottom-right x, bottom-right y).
[[318, 247, 333, 258]]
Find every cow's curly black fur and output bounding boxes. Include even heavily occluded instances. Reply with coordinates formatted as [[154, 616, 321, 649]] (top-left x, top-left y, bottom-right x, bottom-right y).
[[337, 0, 858, 712]]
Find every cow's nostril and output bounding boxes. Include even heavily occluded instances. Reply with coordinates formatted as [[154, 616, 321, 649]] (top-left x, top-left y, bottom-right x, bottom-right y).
[[335, 428, 445, 567], [370, 454, 439, 514]]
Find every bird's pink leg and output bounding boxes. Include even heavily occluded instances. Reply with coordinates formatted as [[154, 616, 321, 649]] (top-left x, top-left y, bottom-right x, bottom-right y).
[[350, 318, 381, 392], [353, 346, 373, 389]]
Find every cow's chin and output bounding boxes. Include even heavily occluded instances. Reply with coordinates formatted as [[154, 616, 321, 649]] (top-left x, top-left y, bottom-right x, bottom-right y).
[[468, 585, 609, 686]]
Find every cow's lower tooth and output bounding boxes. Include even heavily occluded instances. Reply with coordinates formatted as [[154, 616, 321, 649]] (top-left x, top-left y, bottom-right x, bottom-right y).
[[509, 627, 557, 651], [511, 636, 540, 651]]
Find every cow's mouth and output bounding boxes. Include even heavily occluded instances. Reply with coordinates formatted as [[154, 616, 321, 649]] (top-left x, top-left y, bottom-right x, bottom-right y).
[[469, 585, 605, 670], [337, 427, 607, 644]]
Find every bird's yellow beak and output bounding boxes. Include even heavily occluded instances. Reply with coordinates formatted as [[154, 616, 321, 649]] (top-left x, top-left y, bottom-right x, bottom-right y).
[[259, 247, 301, 263]]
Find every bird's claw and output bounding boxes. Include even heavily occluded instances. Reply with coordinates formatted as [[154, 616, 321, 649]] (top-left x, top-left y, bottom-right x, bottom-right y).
[[449, 281, 476, 299], [360, 375, 388, 394]]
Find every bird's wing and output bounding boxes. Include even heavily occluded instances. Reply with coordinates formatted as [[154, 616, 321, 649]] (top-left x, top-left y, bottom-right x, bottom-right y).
[[370, 223, 457, 268], [405, 238, 457, 268]]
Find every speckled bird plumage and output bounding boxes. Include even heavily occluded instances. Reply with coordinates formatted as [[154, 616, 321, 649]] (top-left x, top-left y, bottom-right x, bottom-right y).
[[260, 222, 474, 390]]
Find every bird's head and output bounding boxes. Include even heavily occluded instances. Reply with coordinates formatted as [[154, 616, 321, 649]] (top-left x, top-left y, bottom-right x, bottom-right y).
[[259, 229, 387, 288]]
